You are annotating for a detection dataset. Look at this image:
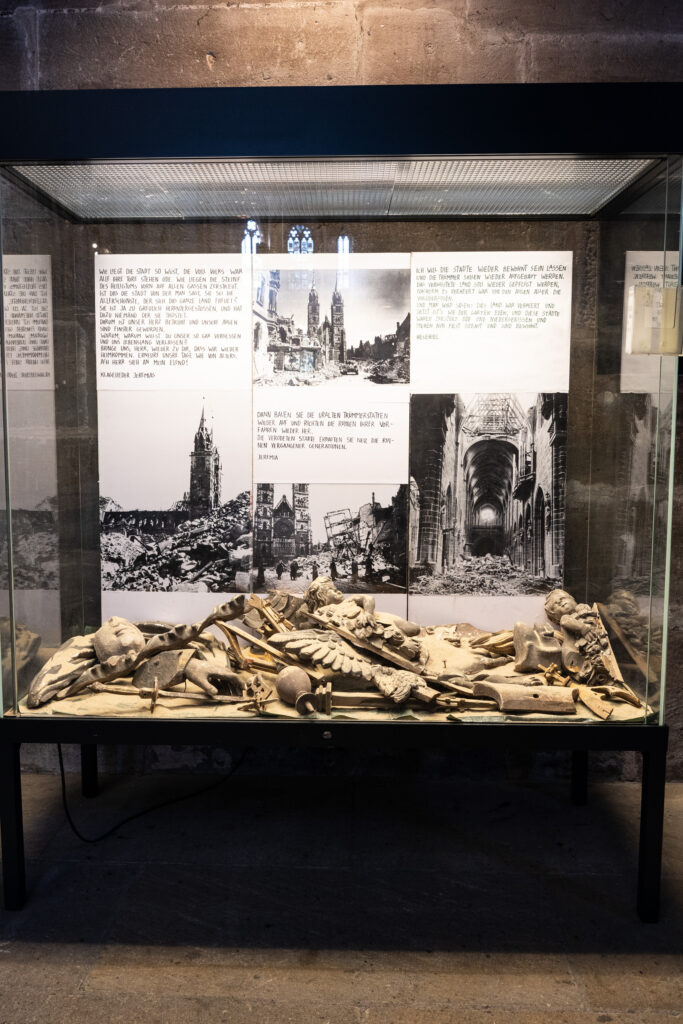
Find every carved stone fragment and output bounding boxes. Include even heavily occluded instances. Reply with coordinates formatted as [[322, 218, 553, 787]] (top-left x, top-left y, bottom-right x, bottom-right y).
[[132, 649, 194, 691], [513, 621, 563, 673], [473, 680, 578, 714], [27, 636, 98, 707], [268, 629, 375, 682], [275, 665, 316, 714], [183, 656, 244, 697], [92, 617, 146, 663]]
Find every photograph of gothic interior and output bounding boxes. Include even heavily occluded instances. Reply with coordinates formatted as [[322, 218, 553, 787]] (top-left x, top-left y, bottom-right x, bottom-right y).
[[253, 482, 407, 593], [98, 390, 252, 593], [409, 392, 567, 596], [252, 267, 410, 386]]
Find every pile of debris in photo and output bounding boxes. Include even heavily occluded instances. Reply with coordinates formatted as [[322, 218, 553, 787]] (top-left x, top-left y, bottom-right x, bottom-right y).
[[411, 554, 558, 596], [101, 492, 252, 593], [0, 507, 59, 590], [23, 579, 649, 723], [256, 357, 408, 388]]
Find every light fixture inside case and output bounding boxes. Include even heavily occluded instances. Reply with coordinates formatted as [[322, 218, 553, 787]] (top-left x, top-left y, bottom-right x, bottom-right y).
[[8, 157, 655, 220]]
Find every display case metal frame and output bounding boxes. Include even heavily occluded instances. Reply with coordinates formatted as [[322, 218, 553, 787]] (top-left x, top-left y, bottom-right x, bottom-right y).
[[0, 83, 678, 919]]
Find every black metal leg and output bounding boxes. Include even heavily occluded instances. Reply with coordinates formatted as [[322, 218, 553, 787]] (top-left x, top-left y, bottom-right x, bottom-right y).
[[638, 737, 668, 923], [80, 744, 99, 798], [570, 749, 588, 805], [0, 741, 26, 911]]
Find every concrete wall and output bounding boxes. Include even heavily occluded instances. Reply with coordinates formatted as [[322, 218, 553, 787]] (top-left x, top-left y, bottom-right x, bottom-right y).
[[1, 1, 683, 90], [1, 0, 682, 777]]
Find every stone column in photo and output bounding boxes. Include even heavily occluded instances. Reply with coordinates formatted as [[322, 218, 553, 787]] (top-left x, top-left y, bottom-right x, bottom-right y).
[[409, 395, 457, 572], [549, 394, 568, 578]]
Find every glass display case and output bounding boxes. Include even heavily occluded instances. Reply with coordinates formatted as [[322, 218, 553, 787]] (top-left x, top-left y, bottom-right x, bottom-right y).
[[0, 85, 679, 915], [1, 89, 679, 730]]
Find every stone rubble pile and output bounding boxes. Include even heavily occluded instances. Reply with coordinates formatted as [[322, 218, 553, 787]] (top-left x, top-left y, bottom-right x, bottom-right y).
[[366, 357, 409, 384], [0, 521, 59, 590], [256, 363, 351, 387], [411, 553, 558, 596], [101, 491, 252, 593]]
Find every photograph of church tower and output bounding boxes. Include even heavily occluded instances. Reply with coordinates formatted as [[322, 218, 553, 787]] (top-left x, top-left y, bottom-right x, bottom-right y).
[[98, 391, 251, 594], [188, 406, 221, 513], [252, 263, 410, 386]]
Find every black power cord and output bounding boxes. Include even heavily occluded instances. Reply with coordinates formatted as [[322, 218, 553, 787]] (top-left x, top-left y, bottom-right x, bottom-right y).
[[57, 743, 250, 844]]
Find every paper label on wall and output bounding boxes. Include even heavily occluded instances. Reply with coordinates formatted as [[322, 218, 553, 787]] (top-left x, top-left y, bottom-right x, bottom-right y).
[[252, 252, 410, 392], [2, 255, 54, 390], [95, 253, 251, 390], [621, 251, 680, 392], [253, 388, 408, 484], [410, 251, 572, 392]]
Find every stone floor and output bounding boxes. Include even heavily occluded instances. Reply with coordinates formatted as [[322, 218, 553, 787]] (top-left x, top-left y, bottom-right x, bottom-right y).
[[2, 750, 683, 1023]]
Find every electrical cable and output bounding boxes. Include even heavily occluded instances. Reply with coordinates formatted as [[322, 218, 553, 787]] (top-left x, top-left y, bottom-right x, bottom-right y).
[[56, 743, 250, 844]]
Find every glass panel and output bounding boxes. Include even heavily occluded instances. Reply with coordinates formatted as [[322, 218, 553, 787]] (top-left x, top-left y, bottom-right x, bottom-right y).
[[0, 153, 677, 725], [587, 157, 682, 724], [651, 159, 681, 723], [0, 176, 74, 714]]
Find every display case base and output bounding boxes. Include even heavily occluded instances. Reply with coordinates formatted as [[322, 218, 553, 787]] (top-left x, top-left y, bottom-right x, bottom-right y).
[[0, 718, 668, 922]]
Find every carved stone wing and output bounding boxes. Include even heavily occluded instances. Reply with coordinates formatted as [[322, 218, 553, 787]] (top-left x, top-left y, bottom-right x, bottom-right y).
[[268, 629, 375, 681]]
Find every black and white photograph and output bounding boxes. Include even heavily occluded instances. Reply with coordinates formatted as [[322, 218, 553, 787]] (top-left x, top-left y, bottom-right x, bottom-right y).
[[98, 390, 252, 594], [253, 260, 410, 387], [409, 392, 567, 596], [252, 482, 407, 593], [0, 391, 59, 593]]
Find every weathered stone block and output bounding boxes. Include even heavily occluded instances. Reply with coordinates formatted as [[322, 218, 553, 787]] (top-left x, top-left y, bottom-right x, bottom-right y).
[[359, 6, 523, 83], [527, 32, 683, 82], [0, 10, 36, 90], [38, 5, 360, 89], [468, 0, 683, 36]]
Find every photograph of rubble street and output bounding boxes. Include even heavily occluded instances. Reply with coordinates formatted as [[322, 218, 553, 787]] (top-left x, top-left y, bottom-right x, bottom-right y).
[[99, 394, 252, 594], [252, 482, 407, 593], [253, 267, 410, 386], [409, 391, 568, 596]]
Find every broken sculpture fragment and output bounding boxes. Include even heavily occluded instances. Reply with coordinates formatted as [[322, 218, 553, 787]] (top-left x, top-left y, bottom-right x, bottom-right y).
[[23, 583, 643, 721]]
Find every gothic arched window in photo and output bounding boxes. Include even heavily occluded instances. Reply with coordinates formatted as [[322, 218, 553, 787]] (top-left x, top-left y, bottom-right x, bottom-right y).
[[287, 224, 314, 254], [241, 219, 262, 255]]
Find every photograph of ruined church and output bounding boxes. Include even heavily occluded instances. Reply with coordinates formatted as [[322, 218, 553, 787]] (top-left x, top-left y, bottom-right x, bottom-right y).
[[100, 404, 252, 593], [252, 267, 410, 385], [409, 392, 567, 595], [253, 482, 407, 593]]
